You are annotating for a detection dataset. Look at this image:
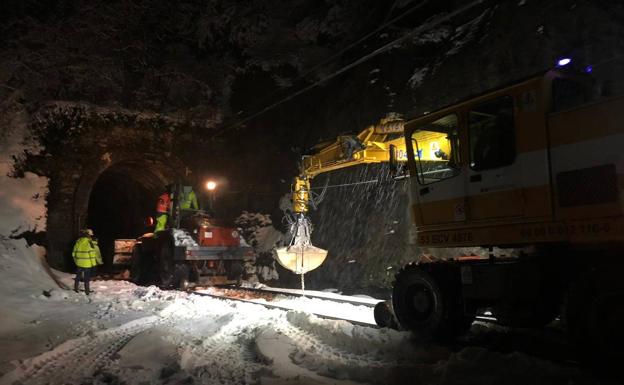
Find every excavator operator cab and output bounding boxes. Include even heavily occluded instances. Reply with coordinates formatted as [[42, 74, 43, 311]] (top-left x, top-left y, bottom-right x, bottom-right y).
[[409, 113, 462, 185]]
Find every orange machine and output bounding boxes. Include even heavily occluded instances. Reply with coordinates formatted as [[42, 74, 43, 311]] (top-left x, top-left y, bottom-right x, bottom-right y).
[[393, 68, 623, 359], [126, 183, 254, 289]]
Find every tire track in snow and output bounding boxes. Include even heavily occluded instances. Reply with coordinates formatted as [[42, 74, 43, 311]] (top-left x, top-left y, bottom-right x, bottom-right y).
[[279, 323, 392, 371], [0, 316, 162, 385], [177, 297, 419, 384], [178, 318, 267, 385], [261, 314, 427, 384]]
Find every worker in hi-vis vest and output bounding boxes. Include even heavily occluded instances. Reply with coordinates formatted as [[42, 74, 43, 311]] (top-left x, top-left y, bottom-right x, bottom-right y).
[[177, 185, 199, 210], [72, 228, 102, 295], [154, 187, 172, 232]]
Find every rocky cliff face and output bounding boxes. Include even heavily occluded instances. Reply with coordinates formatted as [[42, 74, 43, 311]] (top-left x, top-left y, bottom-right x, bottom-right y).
[[2, 1, 624, 287]]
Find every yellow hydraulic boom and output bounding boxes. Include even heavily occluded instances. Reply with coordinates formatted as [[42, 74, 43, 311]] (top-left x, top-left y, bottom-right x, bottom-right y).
[[275, 117, 406, 275]]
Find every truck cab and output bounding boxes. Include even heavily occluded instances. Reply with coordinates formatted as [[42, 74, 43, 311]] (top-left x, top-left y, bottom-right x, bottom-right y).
[[392, 70, 624, 359], [404, 70, 622, 248]]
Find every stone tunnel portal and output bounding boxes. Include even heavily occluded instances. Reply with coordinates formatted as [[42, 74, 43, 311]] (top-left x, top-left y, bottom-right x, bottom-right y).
[[46, 156, 184, 271], [86, 160, 169, 267]]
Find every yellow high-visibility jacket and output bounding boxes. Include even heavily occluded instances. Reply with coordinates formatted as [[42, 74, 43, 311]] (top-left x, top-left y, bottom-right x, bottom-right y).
[[72, 237, 102, 268], [155, 213, 168, 232], [173, 187, 198, 210], [180, 189, 198, 210]]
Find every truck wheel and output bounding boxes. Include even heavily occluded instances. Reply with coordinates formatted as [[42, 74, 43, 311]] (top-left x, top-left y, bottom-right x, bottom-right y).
[[173, 264, 191, 290], [392, 263, 471, 342], [130, 245, 143, 284], [158, 243, 175, 288], [227, 261, 244, 285]]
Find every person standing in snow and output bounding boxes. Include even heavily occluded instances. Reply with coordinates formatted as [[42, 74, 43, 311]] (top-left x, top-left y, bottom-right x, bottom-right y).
[[72, 229, 102, 295]]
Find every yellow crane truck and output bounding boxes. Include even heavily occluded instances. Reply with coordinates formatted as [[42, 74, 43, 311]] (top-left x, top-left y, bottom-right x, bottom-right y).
[[275, 117, 407, 274], [277, 68, 624, 358]]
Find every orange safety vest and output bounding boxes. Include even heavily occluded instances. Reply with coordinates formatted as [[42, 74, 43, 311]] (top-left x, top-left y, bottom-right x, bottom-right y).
[[156, 193, 171, 213]]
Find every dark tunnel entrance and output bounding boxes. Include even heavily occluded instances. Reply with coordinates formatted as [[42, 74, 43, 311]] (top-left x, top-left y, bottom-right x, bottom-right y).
[[87, 161, 169, 267]]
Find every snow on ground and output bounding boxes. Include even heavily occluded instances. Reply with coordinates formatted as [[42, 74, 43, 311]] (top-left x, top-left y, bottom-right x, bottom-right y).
[[0, 258, 605, 385], [197, 287, 378, 325]]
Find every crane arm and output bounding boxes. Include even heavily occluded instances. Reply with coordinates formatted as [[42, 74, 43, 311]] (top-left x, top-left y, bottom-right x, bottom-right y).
[[292, 118, 406, 214], [277, 118, 406, 275], [276, 118, 406, 274]]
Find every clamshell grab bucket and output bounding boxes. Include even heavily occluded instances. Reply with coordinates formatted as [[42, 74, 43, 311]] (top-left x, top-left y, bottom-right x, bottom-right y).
[[275, 244, 328, 274], [275, 213, 327, 274]]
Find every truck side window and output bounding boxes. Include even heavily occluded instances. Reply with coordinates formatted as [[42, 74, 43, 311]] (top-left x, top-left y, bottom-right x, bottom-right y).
[[411, 113, 460, 185], [469, 96, 515, 171]]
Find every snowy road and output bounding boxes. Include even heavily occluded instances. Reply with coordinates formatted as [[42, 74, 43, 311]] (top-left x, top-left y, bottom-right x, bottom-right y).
[[0, 240, 608, 385], [1, 280, 433, 385], [0, 274, 606, 385]]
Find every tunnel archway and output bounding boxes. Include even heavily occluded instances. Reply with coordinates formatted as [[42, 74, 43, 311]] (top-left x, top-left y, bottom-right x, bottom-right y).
[[85, 159, 176, 267]]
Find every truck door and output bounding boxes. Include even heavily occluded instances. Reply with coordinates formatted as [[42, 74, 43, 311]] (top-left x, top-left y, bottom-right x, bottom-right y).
[[466, 95, 524, 220], [410, 113, 467, 226]]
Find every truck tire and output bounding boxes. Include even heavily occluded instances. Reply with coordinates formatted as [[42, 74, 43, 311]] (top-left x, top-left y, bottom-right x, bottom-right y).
[[130, 245, 143, 284], [227, 261, 244, 285], [392, 263, 472, 342], [158, 242, 175, 288], [173, 263, 191, 290], [130, 244, 157, 285]]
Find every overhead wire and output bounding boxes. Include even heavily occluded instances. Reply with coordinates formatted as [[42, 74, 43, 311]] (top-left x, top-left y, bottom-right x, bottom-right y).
[[310, 179, 380, 190], [234, 0, 430, 117], [212, 0, 487, 138]]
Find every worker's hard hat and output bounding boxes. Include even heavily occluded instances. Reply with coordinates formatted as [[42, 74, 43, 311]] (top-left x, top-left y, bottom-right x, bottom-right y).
[[83, 229, 94, 237]]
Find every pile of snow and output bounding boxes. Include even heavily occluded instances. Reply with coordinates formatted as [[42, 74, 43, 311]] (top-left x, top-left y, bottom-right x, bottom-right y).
[[235, 211, 283, 252], [235, 212, 283, 282], [0, 242, 53, 297], [172, 228, 198, 247], [0, 116, 52, 303], [258, 263, 280, 281]]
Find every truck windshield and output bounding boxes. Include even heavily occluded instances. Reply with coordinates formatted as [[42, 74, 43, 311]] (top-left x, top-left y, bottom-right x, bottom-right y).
[[411, 113, 460, 185]]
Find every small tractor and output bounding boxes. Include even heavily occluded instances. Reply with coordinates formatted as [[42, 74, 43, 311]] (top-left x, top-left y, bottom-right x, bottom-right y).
[[116, 183, 255, 289]]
